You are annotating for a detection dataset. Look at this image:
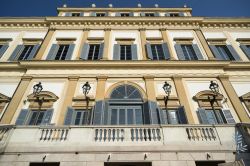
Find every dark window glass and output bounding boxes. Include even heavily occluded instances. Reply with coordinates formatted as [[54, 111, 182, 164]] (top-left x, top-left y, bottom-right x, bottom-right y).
[[18, 45, 34, 60], [170, 13, 179, 17], [73, 110, 89, 125], [135, 109, 143, 124], [0, 45, 2, 49], [55, 45, 69, 60], [111, 109, 118, 125], [151, 44, 165, 60], [28, 110, 46, 125], [110, 84, 142, 99], [215, 45, 235, 60], [127, 109, 134, 124], [72, 13, 80, 17], [88, 44, 100, 60], [121, 13, 130, 17], [145, 13, 154, 17], [120, 45, 132, 60], [246, 45, 250, 49], [96, 13, 105, 17], [161, 109, 179, 124], [181, 44, 198, 60], [119, 109, 126, 125]]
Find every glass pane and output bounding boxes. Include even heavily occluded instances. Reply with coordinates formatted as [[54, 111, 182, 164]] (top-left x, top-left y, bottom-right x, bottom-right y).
[[82, 111, 88, 125], [127, 109, 134, 124], [111, 109, 118, 125], [28, 111, 38, 125], [135, 109, 143, 124], [206, 110, 217, 124], [119, 109, 125, 125], [36, 111, 45, 125], [161, 109, 168, 124], [168, 110, 178, 124], [74, 112, 82, 125]]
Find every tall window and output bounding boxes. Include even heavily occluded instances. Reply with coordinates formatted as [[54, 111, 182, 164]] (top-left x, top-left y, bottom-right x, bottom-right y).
[[73, 110, 89, 125], [215, 45, 235, 60], [181, 44, 198, 60], [17, 45, 34, 60], [151, 44, 165, 60], [55, 45, 69, 60], [120, 45, 132, 60], [88, 44, 100, 60], [28, 110, 46, 125], [145, 13, 154, 17], [121, 13, 130, 17]]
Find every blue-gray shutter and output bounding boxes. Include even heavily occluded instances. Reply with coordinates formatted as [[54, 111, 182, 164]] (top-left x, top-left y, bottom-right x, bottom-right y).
[[177, 106, 188, 124], [131, 44, 138, 60], [227, 45, 241, 61], [46, 44, 59, 60], [206, 110, 218, 124], [64, 107, 74, 125], [65, 12, 71, 16], [65, 44, 75, 60], [8, 45, 24, 61], [0, 45, 9, 59], [143, 102, 151, 124], [179, 12, 185, 16], [15, 109, 29, 125], [158, 107, 166, 124], [115, 12, 121, 16], [209, 45, 224, 60], [129, 12, 134, 16], [140, 12, 145, 17], [113, 44, 120, 60], [80, 12, 84, 16], [98, 43, 104, 59], [103, 101, 109, 125], [93, 101, 105, 125], [162, 43, 171, 60], [165, 13, 170, 17], [214, 110, 224, 124], [197, 108, 209, 124], [174, 44, 185, 60], [41, 109, 53, 125], [240, 45, 250, 60], [26, 44, 40, 60], [192, 44, 203, 60], [222, 109, 235, 124], [148, 101, 160, 124], [90, 12, 96, 17], [146, 43, 153, 60], [80, 43, 90, 60], [155, 12, 160, 17]]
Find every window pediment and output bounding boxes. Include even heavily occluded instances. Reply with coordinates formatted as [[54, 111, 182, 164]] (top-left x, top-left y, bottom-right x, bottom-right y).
[[27, 91, 59, 102], [0, 93, 11, 103], [193, 90, 223, 109]]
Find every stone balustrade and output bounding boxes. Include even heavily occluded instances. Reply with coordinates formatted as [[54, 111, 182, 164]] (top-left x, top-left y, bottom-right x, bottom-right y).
[[39, 126, 69, 141]]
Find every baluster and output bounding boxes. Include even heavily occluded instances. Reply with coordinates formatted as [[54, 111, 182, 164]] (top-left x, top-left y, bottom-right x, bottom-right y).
[[60, 129, 65, 140], [99, 129, 103, 141], [52, 129, 57, 140], [108, 129, 111, 142], [103, 129, 107, 142], [64, 129, 69, 140], [199, 128, 204, 140], [205, 128, 211, 140], [186, 128, 191, 140], [136, 129, 140, 141], [40, 129, 44, 140], [202, 128, 207, 140], [44, 129, 49, 141], [95, 129, 99, 141], [148, 129, 152, 141], [121, 129, 124, 141], [190, 128, 195, 140], [131, 128, 134, 141], [47, 129, 52, 140], [56, 129, 61, 140], [194, 128, 199, 140], [117, 129, 120, 141], [209, 128, 216, 140], [156, 129, 161, 141], [152, 129, 156, 141], [112, 129, 116, 141]]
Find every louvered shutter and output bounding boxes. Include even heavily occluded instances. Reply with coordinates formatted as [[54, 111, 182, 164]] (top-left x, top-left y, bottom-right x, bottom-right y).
[[98, 43, 104, 59], [64, 107, 74, 125], [8, 45, 24, 61], [27, 44, 40, 60], [148, 101, 160, 124], [162, 43, 171, 60], [197, 108, 209, 124], [146, 43, 153, 60], [131, 44, 138, 60], [15, 109, 29, 125], [103, 101, 109, 125], [65, 44, 75, 60], [240, 45, 250, 60], [0, 45, 9, 59], [192, 44, 203, 60], [174, 44, 185, 60], [143, 101, 151, 124], [113, 44, 120, 60], [46, 44, 59, 60], [226, 45, 241, 61], [80, 43, 90, 60], [41, 109, 53, 125], [158, 107, 167, 124], [177, 106, 188, 124], [209, 45, 224, 60], [93, 101, 104, 125], [222, 109, 236, 124]]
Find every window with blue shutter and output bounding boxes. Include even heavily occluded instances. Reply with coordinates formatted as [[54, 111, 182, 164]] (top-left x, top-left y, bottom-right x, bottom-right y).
[[47, 44, 74, 60], [120, 45, 132, 60], [0, 44, 9, 59], [27, 109, 53, 125], [211, 45, 241, 61], [8, 45, 40, 61], [15, 109, 29, 125], [46, 44, 59, 60], [240, 45, 250, 60]]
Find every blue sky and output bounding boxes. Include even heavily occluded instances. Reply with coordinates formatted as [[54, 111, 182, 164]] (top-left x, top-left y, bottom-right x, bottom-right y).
[[0, 0, 250, 17]]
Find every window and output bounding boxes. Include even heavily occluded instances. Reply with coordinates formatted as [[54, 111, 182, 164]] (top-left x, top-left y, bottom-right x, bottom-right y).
[[120, 45, 132, 60], [161, 107, 187, 124], [55, 45, 69, 60], [28, 110, 46, 125], [121, 13, 130, 17], [145, 13, 154, 17], [0, 45, 2, 50], [170, 13, 179, 17], [17, 45, 34, 60], [72, 13, 80, 17], [239, 44, 250, 60], [96, 13, 105, 17], [181, 44, 198, 60], [73, 110, 89, 125], [151, 44, 165, 60], [88, 44, 100, 60], [215, 45, 235, 60]]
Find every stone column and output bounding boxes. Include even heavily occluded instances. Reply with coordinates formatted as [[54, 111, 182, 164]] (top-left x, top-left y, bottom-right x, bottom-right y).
[[95, 76, 108, 101], [103, 28, 111, 60], [194, 29, 216, 60], [0, 76, 32, 124], [35, 29, 55, 60], [160, 28, 176, 60], [139, 28, 148, 60], [219, 75, 250, 122], [58, 76, 79, 125], [173, 76, 195, 124], [144, 76, 156, 101], [76, 29, 89, 60]]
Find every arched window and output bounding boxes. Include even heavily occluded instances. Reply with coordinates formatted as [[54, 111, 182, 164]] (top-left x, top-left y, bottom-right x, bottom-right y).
[[108, 84, 143, 125]]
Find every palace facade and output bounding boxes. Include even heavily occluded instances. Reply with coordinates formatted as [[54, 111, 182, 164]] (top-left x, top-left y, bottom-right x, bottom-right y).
[[0, 5, 250, 166]]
